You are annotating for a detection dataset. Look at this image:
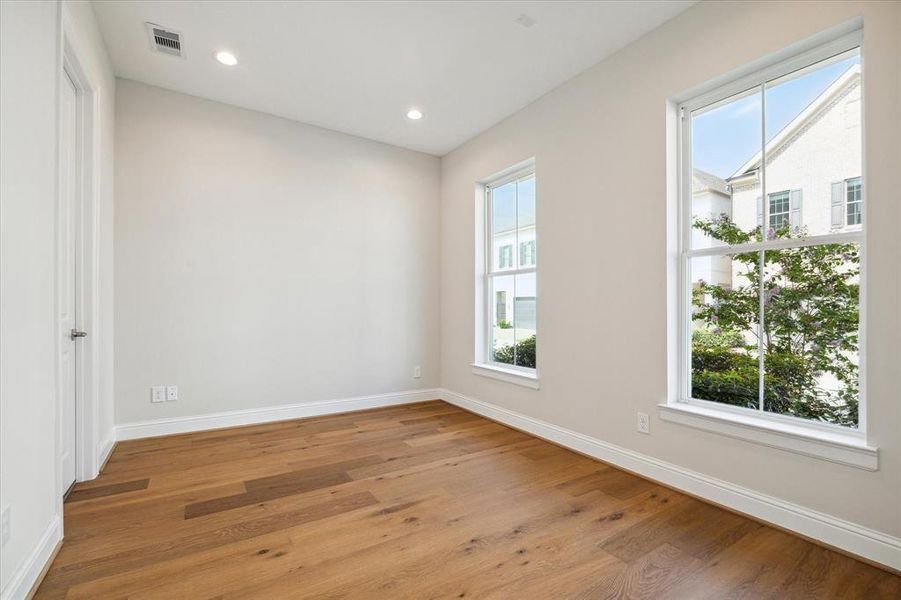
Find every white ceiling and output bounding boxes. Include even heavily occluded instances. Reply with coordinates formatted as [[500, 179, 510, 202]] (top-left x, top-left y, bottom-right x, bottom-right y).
[[93, 1, 695, 156]]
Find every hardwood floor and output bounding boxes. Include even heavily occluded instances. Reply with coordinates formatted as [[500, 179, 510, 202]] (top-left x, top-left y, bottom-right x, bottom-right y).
[[35, 401, 899, 598]]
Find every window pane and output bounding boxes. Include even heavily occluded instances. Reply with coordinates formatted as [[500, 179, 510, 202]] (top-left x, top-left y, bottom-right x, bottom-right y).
[[691, 88, 762, 249], [763, 51, 861, 238], [513, 272, 536, 369], [762, 244, 860, 427], [516, 175, 536, 267], [491, 181, 516, 272], [690, 253, 760, 410], [490, 275, 515, 365]]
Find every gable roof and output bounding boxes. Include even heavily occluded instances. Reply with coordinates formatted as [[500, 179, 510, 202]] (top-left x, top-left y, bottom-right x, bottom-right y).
[[728, 64, 860, 181], [692, 169, 729, 195]]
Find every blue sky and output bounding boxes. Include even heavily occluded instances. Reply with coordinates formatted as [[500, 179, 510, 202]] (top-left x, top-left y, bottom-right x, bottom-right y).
[[692, 54, 859, 179], [492, 176, 535, 233]]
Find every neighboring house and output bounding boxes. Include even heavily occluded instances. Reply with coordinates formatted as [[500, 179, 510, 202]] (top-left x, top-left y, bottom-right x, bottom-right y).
[[695, 63, 862, 291], [691, 169, 733, 288], [491, 222, 537, 335]]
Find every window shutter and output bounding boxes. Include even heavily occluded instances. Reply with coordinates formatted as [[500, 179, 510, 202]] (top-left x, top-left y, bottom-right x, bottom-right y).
[[756, 196, 763, 226], [790, 189, 802, 228], [831, 182, 844, 228]]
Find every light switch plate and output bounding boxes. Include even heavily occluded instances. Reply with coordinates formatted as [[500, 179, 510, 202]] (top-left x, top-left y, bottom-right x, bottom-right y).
[[413, 365, 421, 379], [151, 386, 166, 403]]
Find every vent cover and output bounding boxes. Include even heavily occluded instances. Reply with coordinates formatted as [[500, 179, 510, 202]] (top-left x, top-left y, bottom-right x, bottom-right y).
[[145, 23, 184, 58]]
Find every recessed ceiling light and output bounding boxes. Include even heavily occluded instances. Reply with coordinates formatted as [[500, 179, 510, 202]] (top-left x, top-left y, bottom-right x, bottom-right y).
[[215, 51, 238, 66], [406, 108, 423, 120]]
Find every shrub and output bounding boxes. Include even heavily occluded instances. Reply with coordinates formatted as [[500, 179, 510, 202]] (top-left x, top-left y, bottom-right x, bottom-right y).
[[493, 335, 536, 369], [497, 319, 513, 330]]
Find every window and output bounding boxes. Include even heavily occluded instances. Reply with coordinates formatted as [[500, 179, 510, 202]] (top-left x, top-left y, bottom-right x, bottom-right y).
[[768, 191, 790, 228], [676, 35, 863, 433], [846, 177, 862, 225], [478, 165, 537, 379], [519, 240, 536, 266], [498, 245, 513, 269]]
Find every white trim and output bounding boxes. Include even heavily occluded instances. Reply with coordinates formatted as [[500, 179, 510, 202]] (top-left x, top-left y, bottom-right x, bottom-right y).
[[658, 402, 876, 470], [438, 388, 900, 571], [471, 363, 540, 389], [59, 5, 104, 487], [115, 389, 442, 440], [97, 428, 116, 472], [0, 516, 61, 600]]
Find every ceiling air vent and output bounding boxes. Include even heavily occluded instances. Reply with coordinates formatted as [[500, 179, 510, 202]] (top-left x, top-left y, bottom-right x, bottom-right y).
[[145, 23, 184, 58]]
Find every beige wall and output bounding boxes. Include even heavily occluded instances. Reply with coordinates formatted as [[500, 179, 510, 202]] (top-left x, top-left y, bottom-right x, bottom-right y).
[[114, 80, 441, 424], [440, 0, 900, 538]]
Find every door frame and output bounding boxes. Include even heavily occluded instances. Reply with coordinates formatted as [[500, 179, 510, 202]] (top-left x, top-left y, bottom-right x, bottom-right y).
[[55, 9, 102, 513]]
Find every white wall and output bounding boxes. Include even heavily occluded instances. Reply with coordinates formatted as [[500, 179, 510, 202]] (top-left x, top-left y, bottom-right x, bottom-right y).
[[0, 1, 115, 596], [114, 80, 441, 424], [440, 0, 900, 541]]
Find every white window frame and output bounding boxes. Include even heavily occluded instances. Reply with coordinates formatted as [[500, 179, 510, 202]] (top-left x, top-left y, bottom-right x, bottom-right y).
[[663, 29, 877, 470], [472, 162, 538, 389]]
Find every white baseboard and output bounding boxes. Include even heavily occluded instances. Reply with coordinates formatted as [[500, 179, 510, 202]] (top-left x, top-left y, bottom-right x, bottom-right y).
[[0, 515, 61, 600], [115, 388, 442, 441], [438, 388, 901, 572], [96, 429, 116, 473]]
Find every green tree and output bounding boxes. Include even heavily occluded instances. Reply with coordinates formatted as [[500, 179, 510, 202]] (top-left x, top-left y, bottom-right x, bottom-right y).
[[691, 216, 859, 427]]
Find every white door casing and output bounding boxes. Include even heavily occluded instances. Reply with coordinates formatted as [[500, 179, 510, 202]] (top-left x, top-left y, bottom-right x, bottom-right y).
[[59, 68, 78, 493]]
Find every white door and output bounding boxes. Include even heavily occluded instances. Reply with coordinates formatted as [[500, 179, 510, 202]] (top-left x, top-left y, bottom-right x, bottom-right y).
[[59, 69, 79, 493]]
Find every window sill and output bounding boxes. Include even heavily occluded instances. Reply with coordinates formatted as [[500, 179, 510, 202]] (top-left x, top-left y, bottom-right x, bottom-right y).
[[471, 363, 540, 390], [658, 402, 877, 471]]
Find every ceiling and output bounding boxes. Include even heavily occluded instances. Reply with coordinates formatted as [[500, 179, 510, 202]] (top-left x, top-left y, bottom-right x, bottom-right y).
[[93, 1, 696, 156]]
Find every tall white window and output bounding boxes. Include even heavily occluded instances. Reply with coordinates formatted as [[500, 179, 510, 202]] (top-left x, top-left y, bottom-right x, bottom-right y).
[[677, 34, 863, 430], [481, 166, 537, 374]]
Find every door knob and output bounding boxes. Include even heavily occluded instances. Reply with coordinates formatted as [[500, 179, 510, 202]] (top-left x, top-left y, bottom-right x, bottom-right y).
[[70, 329, 87, 340]]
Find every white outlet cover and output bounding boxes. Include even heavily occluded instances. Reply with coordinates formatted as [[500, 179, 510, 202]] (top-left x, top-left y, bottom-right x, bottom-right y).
[[637, 412, 650, 434], [151, 386, 166, 403], [166, 385, 178, 401]]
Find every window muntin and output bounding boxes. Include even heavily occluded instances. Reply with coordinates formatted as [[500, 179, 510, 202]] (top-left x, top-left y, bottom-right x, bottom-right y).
[[484, 169, 536, 371], [680, 41, 862, 429]]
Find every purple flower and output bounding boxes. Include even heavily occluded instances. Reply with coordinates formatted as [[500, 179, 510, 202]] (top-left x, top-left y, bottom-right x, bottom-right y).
[[766, 227, 776, 240], [713, 327, 722, 335]]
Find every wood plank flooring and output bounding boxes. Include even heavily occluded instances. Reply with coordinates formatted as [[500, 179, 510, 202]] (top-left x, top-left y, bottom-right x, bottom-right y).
[[35, 400, 899, 599]]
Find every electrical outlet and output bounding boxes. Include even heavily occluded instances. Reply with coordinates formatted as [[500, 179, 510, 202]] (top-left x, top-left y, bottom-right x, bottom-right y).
[[166, 385, 178, 402], [151, 386, 166, 403], [413, 365, 421, 379], [1, 505, 10, 547], [637, 412, 650, 434]]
